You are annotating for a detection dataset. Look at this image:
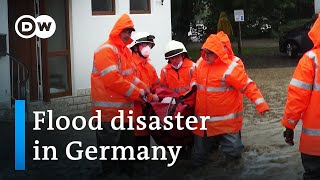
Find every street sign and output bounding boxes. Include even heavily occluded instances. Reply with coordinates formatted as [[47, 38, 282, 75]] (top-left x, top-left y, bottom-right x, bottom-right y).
[[234, 9, 244, 22], [316, 0, 320, 14]]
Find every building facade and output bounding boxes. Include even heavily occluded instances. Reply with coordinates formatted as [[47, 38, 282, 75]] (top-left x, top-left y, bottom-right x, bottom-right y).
[[0, 0, 171, 120]]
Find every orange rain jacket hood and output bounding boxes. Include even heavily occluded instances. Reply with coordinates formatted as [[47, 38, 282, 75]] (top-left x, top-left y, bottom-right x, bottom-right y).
[[108, 14, 134, 47], [217, 31, 244, 68], [201, 34, 230, 64], [217, 31, 234, 58], [308, 14, 320, 49]]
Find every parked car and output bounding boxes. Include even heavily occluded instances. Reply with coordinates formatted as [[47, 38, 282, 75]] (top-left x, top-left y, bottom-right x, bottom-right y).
[[279, 20, 314, 58]]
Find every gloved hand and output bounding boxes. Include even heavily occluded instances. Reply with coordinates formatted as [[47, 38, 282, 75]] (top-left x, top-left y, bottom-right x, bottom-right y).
[[283, 127, 294, 146]]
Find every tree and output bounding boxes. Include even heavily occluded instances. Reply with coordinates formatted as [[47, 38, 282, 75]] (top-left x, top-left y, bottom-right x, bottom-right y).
[[171, 0, 310, 41]]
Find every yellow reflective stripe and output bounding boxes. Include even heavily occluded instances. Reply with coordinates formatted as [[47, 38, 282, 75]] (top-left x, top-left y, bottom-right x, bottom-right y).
[[222, 61, 238, 87], [302, 127, 320, 136], [290, 78, 312, 90], [124, 84, 135, 97], [100, 65, 118, 76], [120, 69, 133, 76], [92, 101, 134, 108], [196, 112, 243, 122], [254, 98, 265, 105], [206, 86, 234, 92]]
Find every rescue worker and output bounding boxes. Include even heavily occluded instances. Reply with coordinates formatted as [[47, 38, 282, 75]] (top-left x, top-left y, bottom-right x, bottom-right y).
[[91, 14, 148, 177], [129, 32, 160, 151], [191, 34, 270, 167], [160, 40, 196, 95], [281, 14, 320, 179]]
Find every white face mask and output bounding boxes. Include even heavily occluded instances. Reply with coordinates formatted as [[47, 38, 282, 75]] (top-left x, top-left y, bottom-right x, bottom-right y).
[[171, 60, 183, 69], [140, 45, 151, 58]]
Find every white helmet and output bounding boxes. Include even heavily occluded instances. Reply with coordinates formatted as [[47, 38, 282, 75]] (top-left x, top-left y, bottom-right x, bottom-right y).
[[129, 32, 155, 49], [164, 40, 188, 59]]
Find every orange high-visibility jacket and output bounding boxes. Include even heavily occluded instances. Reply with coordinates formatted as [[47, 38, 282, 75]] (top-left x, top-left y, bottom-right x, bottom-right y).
[[192, 34, 269, 137], [160, 58, 196, 95], [281, 16, 320, 156], [91, 14, 147, 122], [132, 53, 160, 93], [132, 53, 160, 136]]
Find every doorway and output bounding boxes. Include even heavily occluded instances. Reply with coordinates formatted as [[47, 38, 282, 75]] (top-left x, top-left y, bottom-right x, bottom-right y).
[[8, 0, 72, 101]]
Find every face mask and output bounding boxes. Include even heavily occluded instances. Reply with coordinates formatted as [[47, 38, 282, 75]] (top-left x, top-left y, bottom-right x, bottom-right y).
[[171, 60, 183, 69], [140, 45, 151, 58]]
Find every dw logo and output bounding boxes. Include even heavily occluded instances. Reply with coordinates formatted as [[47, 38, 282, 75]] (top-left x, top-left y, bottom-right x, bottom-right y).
[[15, 15, 56, 39]]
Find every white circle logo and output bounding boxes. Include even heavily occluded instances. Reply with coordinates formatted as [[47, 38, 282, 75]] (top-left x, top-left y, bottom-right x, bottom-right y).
[[15, 15, 56, 39]]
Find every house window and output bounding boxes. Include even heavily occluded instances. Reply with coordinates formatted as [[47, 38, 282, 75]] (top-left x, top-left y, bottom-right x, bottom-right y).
[[92, 0, 115, 15], [130, 0, 151, 14]]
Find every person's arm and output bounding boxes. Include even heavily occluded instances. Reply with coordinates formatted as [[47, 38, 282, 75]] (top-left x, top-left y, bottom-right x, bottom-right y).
[[94, 48, 142, 101], [226, 62, 269, 114], [281, 53, 315, 130]]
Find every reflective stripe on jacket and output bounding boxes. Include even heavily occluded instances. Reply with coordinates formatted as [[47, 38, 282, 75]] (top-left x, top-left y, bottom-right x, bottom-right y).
[[282, 16, 320, 156], [91, 14, 146, 122], [192, 34, 269, 137], [131, 53, 160, 136], [281, 52, 320, 156]]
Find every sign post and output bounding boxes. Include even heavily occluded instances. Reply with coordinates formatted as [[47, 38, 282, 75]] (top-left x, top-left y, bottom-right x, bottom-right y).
[[234, 10, 244, 55]]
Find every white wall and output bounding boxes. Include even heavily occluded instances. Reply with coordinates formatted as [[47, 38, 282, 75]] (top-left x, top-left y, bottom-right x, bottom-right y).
[[70, 0, 171, 93], [0, 0, 11, 108], [316, 0, 320, 14]]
